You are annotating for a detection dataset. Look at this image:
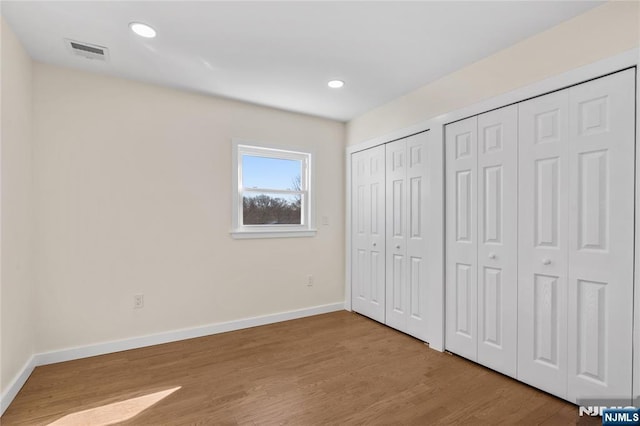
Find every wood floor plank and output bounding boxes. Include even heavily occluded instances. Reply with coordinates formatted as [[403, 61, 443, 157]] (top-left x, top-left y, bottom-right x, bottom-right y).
[[2, 312, 597, 425]]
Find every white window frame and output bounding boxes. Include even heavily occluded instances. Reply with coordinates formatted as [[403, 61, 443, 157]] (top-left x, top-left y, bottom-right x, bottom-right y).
[[231, 139, 316, 239]]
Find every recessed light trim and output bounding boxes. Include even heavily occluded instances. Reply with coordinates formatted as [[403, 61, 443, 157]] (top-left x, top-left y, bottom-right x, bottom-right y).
[[129, 22, 157, 38], [328, 80, 345, 89]]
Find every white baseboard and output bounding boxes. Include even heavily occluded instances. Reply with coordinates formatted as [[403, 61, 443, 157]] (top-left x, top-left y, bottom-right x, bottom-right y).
[[1, 356, 36, 415], [0, 302, 344, 415]]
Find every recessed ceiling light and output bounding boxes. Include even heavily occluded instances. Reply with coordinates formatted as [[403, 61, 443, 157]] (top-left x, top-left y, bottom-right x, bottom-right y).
[[129, 22, 156, 38], [328, 80, 345, 89]]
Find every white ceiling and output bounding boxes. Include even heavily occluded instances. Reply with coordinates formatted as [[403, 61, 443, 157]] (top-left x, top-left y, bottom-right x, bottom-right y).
[[2, 1, 603, 121]]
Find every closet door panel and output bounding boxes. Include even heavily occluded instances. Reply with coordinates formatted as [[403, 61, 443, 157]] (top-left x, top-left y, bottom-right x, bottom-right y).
[[351, 145, 386, 322], [405, 133, 429, 341], [477, 105, 518, 377], [567, 69, 635, 404], [352, 150, 370, 313], [517, 90, 570, 398], [386, 139, 408, 331], [445, 116, 478, 360]]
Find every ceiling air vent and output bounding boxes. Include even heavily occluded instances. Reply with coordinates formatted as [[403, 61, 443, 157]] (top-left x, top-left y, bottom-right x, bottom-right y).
[[65, 39, 109, 61]]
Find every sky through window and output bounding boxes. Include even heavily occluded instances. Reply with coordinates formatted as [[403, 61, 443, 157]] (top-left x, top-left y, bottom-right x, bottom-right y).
[[242, 155, 301, 190]]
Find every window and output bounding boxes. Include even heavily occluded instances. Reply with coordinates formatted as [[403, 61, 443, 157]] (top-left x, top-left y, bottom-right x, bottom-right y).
[[231, 140, 315, 238]]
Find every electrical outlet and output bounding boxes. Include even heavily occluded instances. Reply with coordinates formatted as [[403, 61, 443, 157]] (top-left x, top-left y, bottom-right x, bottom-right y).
[[134, 294, 144, 309], [307, 275, 314, 287]]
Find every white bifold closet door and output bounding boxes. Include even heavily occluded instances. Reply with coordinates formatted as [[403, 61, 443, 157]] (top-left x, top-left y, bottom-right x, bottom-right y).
[[445, 116, 478, 361], [385, 133, 429, 341], [477, 107, 518, 376], [566, 70, 634, 404], [445, 105, 518, 377], [351, 145, 386, 323], [518, 69, 635, 403], [517, 89, 570, 398]]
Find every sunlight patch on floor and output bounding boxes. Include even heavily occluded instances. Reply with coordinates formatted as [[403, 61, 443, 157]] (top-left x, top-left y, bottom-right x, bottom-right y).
[[47, 386, 181, 426]]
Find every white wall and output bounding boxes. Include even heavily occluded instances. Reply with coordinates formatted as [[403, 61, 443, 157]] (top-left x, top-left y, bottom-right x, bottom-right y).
[[32, 63, 345, 353], [0, 18, 35, 393], [347, 1, 640, 145]]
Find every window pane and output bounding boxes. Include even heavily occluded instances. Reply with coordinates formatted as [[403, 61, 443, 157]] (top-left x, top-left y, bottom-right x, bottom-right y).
[[242, 155, 302, 191], [242, 193, 302, 225]]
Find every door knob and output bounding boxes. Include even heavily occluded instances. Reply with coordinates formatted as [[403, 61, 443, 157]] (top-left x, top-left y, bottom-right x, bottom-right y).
[[396, 245, 401, 249], [542, 258, 551, 265], [488, 253, 496, 260], [372, 242, 377, 247]]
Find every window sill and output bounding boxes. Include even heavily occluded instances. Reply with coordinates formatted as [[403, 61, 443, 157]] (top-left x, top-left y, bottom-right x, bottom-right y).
[[230, 229, 317, 239]]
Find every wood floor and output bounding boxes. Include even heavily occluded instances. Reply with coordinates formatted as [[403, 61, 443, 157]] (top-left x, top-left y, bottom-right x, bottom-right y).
[[2, 311, 596, 425]]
